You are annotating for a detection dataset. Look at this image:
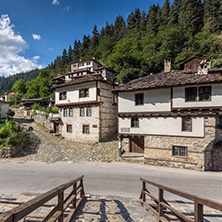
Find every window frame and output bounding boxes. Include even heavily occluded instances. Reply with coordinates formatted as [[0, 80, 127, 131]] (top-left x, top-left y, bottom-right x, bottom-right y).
[[182, 117, 192, 132], [79, 88, 89, 98], [80, 107, 85, 116], [172, 146, 188, 157], [199, 86, 211, 101], [185, 86, 212, 102], [86, 107, 92, 116], [63, 108, 68, 117], [135, 93, 144, 106], [131, 117, 139, 128], [59, 92, 67, 100], [83, 125, 90, 134], [66, 124, 72, 133], [69, 108, 73, 117], [185, 87, 197, 102]]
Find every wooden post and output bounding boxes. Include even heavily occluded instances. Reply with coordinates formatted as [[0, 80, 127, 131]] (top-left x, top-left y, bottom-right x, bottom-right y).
[[195, 201, 203, 222], [80, 178, 85, 197], [58, 191, 64, 222], [73, 183, 77, 209], [158, 188, 164, 217], [142, 181, 146, 202]]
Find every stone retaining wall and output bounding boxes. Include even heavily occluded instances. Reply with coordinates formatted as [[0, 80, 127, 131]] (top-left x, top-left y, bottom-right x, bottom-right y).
[[33, 115, 53, 131]]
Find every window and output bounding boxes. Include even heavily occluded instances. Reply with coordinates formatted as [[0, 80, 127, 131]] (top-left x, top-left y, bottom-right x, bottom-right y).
[[67, 125, 72, 133], [59, 92, 67, 100], [80, 107, 85, 116], [185, 87, 197, 102], [83, 125, 90, 134], [135, 93, 144, 105], [185, 86, 211, 102], [79, 88, 89, 98], [69, 108, 73, 117], [131, 117, 139, 128], [182, 117, 192, 132], [64, 108, 67, 117], [86, 107, 92, 116], [199, 86, 211, 101], [172, 146, 188, 157], [86, 61, 91, 65]]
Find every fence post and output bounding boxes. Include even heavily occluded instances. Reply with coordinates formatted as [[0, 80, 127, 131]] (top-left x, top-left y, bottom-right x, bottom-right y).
[[142, 181, 146, 202], [58, 191, 64, 222], [80, 178, 85, 197], [73, 182, 77, 209], [195, 201, 203, 222], [158, 188, 164, 217]]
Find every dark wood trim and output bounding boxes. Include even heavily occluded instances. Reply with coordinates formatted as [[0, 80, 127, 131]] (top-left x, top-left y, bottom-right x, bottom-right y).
[[66, 124, 72, 133], [56, 101, 102, 108], [96, 81, 98, 102], [82, 124, 90, 134], [119, 133, 204, 139], [170, 87, 173, 111], [79, 88, 89, 98]]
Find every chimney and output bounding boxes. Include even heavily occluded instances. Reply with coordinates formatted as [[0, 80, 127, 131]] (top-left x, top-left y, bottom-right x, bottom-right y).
[[197, 59, 211, 74], [164, 59, 171, 72]]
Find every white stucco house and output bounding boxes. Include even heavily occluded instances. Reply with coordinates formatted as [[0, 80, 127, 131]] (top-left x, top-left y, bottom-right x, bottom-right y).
[[113, 58, 222, 171]]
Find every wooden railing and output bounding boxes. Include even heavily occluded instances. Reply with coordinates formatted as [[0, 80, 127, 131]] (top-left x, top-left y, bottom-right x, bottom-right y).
[[0, 175, 85, 222], [140, 178, 222, 222]]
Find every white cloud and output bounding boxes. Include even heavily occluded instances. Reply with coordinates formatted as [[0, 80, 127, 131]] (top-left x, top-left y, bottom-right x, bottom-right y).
[[52, 0, 60, 5], [32, 55, 40, 62], [32, 33, 41, 40], [48, 48, 54, 51], [0, 14, 42, 77], [62, 6, 71, 13]]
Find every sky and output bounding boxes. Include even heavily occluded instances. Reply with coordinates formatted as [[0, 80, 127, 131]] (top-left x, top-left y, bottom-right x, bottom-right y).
[[0, 0, 169, 77]]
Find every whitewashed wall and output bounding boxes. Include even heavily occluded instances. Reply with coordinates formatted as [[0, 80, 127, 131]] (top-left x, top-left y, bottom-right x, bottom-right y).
[[119, 117, 204, 137], [173, 84, 222, 108], [0, 103, 9, 118], [55, 82, 97, 105], [118, 88, 171, 113]]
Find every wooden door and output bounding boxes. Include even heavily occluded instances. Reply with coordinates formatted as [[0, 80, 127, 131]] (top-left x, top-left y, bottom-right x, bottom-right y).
[[27, 110, 30, 116], [54, 123, 59, 133], [130, 137, 144, 153]]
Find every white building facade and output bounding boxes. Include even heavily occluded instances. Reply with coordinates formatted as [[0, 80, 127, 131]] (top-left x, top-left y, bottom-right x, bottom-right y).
[[114, 63, 222, 171]]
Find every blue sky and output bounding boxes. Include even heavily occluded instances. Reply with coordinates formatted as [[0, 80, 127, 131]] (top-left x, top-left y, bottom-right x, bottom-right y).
[[0, 0, 170, 77]]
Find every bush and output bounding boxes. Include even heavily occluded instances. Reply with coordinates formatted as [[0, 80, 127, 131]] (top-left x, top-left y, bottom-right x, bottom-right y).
[[31, 103, 40, 111], [8, 109, 15, 117], [0, 120, 18, 139]]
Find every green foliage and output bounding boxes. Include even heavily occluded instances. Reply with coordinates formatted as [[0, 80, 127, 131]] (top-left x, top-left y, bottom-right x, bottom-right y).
[[212, 58, 222, 68], [11, 79, 26, 95], [0, 120, 18, 139], [7, 109, 15, 117], [31, 103, 40, 111], [7, 94, 21, 106]]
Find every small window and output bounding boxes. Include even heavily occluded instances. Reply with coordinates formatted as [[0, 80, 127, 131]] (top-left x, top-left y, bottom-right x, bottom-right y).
[[80, 107, 85, 116], [69, 108, 73, 117], [172, 146, 188, 157], [86, 107, 92, 116], [67, 125, 72, 133], [59, 92, 67, 100], [135, 93, 144, 105], [131, 117, 139, 128], [64, 108, 67, 117], [86, 61, 91, 65], [185, 87, 197, 102], [182, 117, 192, 132], [83, 125, 90, 134], [199, 86, 211, 101], [79, 88, 89, 98]]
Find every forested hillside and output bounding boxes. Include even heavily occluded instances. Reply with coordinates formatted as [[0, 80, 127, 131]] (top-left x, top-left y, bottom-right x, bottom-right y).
[[0, 69, 39, 95], [5, 0, 222, 99]]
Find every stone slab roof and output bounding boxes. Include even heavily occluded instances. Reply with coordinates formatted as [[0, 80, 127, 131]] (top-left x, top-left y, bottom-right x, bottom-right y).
[[113, 70, 222, 93]]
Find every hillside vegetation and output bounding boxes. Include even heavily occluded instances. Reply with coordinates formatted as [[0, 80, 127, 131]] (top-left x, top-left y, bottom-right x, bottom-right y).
[[6, 0, 222, 99]]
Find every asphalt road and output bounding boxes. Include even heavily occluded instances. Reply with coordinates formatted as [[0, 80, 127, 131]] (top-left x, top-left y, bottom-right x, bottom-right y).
[[0, 161, 221, 203]]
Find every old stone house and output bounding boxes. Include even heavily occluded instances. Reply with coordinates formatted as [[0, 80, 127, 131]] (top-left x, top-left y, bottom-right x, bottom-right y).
[[52, 59, 118, 143], [113, 58, 222, 171]]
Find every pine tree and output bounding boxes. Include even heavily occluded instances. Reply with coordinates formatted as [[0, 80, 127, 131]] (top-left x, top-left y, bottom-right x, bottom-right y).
[[61, 49, 68, 72], [168, 0, 181, 26], [67, 45, 73, 64], [114, 15, 127, 41], [146, 5, 159, 35], [161, 0, 170, 25], [140, 11, 147, 35], [89, 25, 99, 50], [178, 0, 203, 34], [80, 35, 90, 58], [72, 40, 81, 62]]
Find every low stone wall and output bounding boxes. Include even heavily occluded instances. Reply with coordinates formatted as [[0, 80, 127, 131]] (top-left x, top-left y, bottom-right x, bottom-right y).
[[11, 107, 25, 117], [33, 114, 53, 131], [212, 147, 222, 171]]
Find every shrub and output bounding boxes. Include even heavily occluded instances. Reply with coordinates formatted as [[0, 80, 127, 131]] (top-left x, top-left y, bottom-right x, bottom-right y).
[[8, 109, 15, 117], [0, 120, 18, 139]]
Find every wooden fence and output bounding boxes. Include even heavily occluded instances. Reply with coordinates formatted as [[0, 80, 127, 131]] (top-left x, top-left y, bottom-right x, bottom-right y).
[[140, 178, 222, 222], [0, 175, 85, 222]]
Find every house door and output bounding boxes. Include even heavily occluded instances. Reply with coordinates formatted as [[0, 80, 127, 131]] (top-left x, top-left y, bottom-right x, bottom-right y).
[[27, 110, 30, 116], [54, 123, 59, 133], [130, 137, 144, 153]]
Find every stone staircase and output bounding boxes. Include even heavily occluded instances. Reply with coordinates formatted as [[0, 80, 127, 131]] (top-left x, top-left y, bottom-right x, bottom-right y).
[[120, 152, 144, 164]]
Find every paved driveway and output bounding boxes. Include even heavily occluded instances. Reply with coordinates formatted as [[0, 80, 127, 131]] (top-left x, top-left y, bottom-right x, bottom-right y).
[[0, 161, 221, 203]]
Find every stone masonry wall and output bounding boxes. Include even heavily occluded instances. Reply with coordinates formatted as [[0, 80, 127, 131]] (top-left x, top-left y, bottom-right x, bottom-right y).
[[33, 115, 53, 131], [59, 105, 100, 143], [144, 117, 216, 170], [98, 82, 118, 141]]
